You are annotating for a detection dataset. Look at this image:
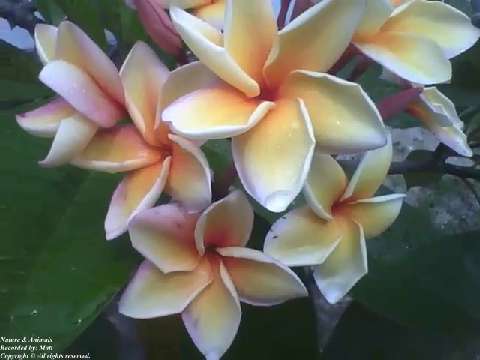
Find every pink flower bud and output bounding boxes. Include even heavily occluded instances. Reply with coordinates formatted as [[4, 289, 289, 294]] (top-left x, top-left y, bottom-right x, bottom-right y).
[[133, 0, 182, 56]]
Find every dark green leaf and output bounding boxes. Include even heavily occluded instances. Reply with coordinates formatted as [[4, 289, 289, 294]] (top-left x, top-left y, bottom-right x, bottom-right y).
[[54, 0, 107, 49], [0, 110, 139, 350], [353, 203, 480, 331], [35, 0, 66, 25], [324, 302, 480, 360]]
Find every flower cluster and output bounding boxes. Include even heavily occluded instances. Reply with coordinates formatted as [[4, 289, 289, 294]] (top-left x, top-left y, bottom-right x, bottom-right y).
[[15, 0, 479, 359]]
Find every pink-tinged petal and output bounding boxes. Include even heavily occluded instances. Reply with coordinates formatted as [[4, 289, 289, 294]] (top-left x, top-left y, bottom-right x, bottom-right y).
[[264, 206, 341, 267], [105, 158, 171, 240], [313, 220, 367, 304], [163, 85, 273, 139], [119, 259, 212, 319], [193, 0, 225, 30], [55, 21, 124, 105], [304, 152, 347, 221], [121, 41, 170, 146], [39, 114, 98, 167], [39, 61, 125, 128], [170, 6, 260, 97], [263, 0, 365, 89], [341, 133, 392, 201], [16, 98, 75, 138], [232, 98, 315, 212], [34, 24, 58, 64], [160, 61, 221, 110], [195, 190, 253, 255], [279, 70, 386, 153], [218, 247, 307, 306], [384, 0, 480, 59], [128, 204, 201, 272], [182, 255, 241, 360], [167, 135, 212, 212], [71, 125, 164, 173], [223, 0, 276, 84], [355, 0, 393, 37], [343, 194, 405, 238], [354, 32, 451, 85], [134, 0, 183, 55]]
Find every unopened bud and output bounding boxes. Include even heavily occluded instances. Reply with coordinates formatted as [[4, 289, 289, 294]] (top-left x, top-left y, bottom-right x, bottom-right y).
[[133, 0, 182, 55]]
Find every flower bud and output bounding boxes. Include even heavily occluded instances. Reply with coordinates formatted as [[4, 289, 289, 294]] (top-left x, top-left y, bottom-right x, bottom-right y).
[[133, 0, 182, 55]]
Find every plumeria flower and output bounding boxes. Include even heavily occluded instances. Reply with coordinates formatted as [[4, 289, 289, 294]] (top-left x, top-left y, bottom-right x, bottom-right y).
[[16, 21, 125, 167], [163, 0, 386, 213], [407, 87, 472, 157], [379, 69, 472, 157], [353, 0, 480, 85], [264, 135, 405, 304], [119, 190, 307, 360], [71, 42, 212, 240]]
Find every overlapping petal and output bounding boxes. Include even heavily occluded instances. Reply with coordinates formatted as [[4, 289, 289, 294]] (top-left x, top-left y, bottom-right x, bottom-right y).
[[16, 98, 75, 138], [34, 24, 58, 64], [121, 41, 170, 145], [166, 135, 212, 211], [160, 61, 220, 110], [223, 0, 276, 84], [105, 158, 171, 240], [39, 61, 125, 128], [384, 0, 480, 58], [312, 220, 367, 304], [409, 88, 472, 157], [39, 114, 98, 167], [341, 134, 392, 201], [162, 85, 273, 139], [343, 194, 405, 238], [128, 204, 201, 272], [264, 0, 365, 88], [232, 98, 315, 212], [264, 207, 341, 267], [182, 257, 241, 360], [304, 152, 347, 220], [71, 125, 164, 173], [218, 247, 307, 306], [279, 71, 385, 153], [54, 21, 124, 105], [193, 0, 225, 30], [170, 7, 260, 97], [355, 32, 452, 85], [355, 0, 393, 37], [194, 190, 253, 254], [119, 259, 211, 318]]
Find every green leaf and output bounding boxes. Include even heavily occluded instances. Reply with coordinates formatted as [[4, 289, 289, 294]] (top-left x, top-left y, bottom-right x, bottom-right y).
[[53, 0, 107, 49], [440, 42, 480, 107], [324, 302, 480, 360], [35, 0, 66, 25], [0, 110, 139, 350], [353, 203, 480, 331]]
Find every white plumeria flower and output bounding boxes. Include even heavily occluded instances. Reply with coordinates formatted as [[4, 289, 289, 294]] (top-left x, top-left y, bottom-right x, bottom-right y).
[[119, 190, 307, 360], [265, 135, 405, 304]]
